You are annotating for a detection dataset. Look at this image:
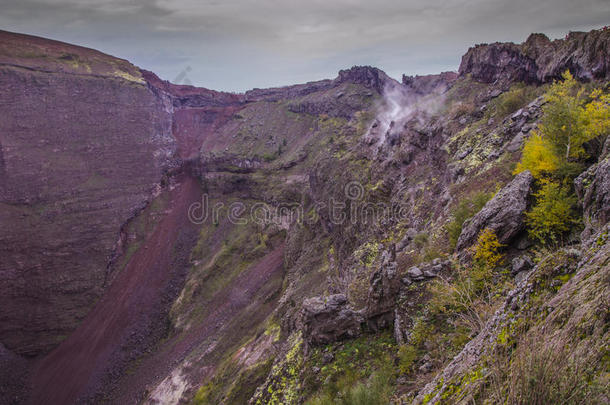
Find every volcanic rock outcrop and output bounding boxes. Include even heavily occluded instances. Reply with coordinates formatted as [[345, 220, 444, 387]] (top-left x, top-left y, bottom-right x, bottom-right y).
[[460, 29, 610, 84], [299, 294, 364, 347], [456, 171, 533, 253], [575, 143, 610, 239]]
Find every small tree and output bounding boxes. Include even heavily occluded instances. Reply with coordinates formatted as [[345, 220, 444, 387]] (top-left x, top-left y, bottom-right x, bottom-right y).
[[514, 71, 609, 245], [539, 71, 588, 161]]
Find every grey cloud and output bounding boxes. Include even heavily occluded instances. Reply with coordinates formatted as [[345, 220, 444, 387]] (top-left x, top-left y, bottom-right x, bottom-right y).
[[0, 0, 608, 91]]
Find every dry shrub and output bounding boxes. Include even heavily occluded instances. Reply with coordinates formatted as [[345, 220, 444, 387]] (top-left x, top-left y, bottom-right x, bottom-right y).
[[487, 328, 608, 405], [428, 271, 494, 335]]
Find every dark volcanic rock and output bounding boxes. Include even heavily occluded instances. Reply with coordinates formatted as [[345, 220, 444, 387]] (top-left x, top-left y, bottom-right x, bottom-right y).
[[511, 255, 534, 276], [527, 31, 610, 82], [402, 71, 458, 95], [459, 29, 610, 84], [300, 294, 363, 347], [575, 155, 610, 240], [285, 86, 375, 118], [0, 32, 175, 356], [459, 42, 538, 84], [0, 343, 30, 404], [459, 42, 536, 83], [457, 171, 533, 253], [366, 249, 400, 330], [244, 65, 392, 104], [244, 79, 333, 102], [335, 66, 392, 94], [407, 258, 451, 281]]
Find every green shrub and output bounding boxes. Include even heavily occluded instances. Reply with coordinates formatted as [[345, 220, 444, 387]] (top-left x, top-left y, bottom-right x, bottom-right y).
[[538, 71, 588, 161], [429, 230, 504, 336], [413, 232, 429, 248], [526, 182, 580, 244], [193, 383, 213, 404], [446, 191, 493, 250], [307, 369, 393, 405], [514, 71, 609, 183], [472, 228, 505, 269], [398, 344, 418, 374], [489, 84, 538, 119], [450, 101, 476, 118], [428, 267, 494, 335], [262, 151, 278, 162], [513, 131, 559, 180]]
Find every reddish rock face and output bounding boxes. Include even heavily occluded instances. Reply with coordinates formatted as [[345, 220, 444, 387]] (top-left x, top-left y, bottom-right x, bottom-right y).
[[0, 32, 175, 356], [143, 70, 244, 159]]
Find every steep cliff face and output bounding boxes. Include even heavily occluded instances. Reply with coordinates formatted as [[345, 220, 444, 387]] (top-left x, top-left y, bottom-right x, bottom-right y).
[[459, 29, 610, 84], [142, 70, 244, 159], [0, 31, 177, 357]]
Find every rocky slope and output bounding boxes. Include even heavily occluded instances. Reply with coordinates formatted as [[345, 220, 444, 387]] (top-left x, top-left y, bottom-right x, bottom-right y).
[[0, 27, 608, 405]]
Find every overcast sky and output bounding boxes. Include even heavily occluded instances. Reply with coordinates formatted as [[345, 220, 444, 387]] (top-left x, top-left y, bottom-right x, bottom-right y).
[[1, 0, 608, 92]]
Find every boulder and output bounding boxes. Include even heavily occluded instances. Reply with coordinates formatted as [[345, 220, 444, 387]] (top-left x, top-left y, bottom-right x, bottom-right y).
[[456, 171, 533, 253], [300, 294, 363, 346], [397, 228, 417, 251], [407, 266, 424, 279], [506, 131, 527, 152], [457, 147, 473, 160], [403, 259, 451, 283], [511, 255, 534, 276]]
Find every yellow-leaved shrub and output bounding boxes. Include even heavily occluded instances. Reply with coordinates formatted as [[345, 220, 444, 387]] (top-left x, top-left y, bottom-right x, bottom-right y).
[[513, 131, 559, 180], [513, 71, 609, 245], [472, 228, 505, 269]]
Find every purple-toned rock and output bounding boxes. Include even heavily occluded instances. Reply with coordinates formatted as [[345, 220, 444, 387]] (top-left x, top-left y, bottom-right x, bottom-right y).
[[299, 294, 363, 346], [575, 154, 610, 240], [459, 29, 610, 84], [457, 171, 533, 253], [335, 66, 392, 94], [459, 42, 538, 84], [0, 31, 175, 356], [402, 71, 458, 95]]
